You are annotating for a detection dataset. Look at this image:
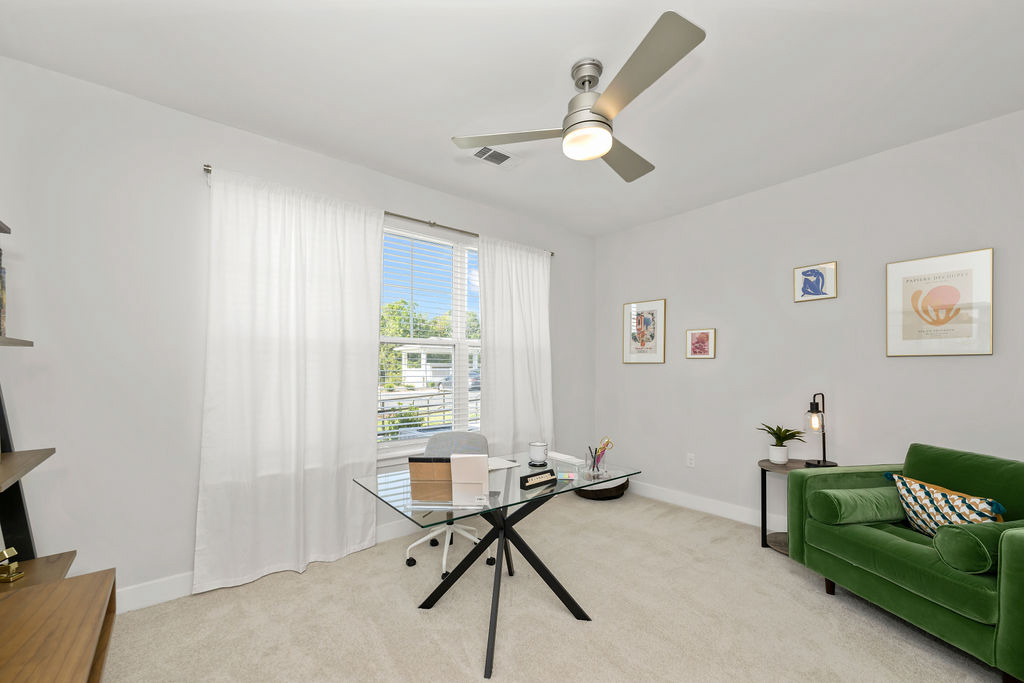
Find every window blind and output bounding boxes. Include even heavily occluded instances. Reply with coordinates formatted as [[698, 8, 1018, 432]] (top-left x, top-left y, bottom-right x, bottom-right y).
[[378, 217, 480, 446]]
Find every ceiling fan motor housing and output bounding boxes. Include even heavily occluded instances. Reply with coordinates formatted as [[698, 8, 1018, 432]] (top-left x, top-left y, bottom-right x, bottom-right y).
[[562, 90, 612, 138]]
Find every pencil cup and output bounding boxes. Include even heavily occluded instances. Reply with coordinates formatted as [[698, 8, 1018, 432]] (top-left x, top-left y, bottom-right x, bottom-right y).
[[584, 450, 609, 481]]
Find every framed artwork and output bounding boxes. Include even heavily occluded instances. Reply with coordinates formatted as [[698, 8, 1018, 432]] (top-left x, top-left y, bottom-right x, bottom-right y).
[[623, 299, 665, 364], [794, 261, 838, 302], [886, 248, 992, 357], [686, 328, 716, 359]]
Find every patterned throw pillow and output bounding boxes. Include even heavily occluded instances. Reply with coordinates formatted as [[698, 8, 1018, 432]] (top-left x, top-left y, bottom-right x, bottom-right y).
[[885, 472, 1005, 537]]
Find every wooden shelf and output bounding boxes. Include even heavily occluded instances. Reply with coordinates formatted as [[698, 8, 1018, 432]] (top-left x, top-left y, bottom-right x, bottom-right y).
[[0, 569, 116, 682], [0, 336, 34, 347], [0, 448, 56, 492], [0, 550, 76, 594]]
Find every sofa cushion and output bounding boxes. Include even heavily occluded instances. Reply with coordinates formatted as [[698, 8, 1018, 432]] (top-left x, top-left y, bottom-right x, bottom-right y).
[[805, 519, 998, 624], [904, 443, 1024, 521], [933, 519, 1024, 574], [808, 487, 905, 525], [886, 472, 1004, 537]]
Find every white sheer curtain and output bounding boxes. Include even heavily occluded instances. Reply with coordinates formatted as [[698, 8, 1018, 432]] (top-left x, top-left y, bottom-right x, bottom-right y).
[[193, 171, 382, 593], [479, 236, 554, 457]]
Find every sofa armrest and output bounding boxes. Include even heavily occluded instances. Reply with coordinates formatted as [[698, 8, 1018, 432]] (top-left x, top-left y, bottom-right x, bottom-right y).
[[787, 464, 903, 564], [996, 528, 1024, 679]]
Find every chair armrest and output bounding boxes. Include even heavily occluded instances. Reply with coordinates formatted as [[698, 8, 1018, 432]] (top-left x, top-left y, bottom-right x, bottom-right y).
[[787, 464, 903, 563], [996, 528, 1024, 679]]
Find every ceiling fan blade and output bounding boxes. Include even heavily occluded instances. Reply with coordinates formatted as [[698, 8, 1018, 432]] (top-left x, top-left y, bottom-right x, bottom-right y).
[[590, 12, 706, 121], [451, 129, 562, 149], [602, 138, 654, 182]]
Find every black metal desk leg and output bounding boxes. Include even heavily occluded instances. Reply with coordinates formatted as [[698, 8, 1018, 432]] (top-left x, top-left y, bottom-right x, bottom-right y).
[[760, 468, 768, 548], [484, 525, 506, 679], [419, 525, 498, 610], [503, 537, 514, 577], [504, 526, 590, 621]]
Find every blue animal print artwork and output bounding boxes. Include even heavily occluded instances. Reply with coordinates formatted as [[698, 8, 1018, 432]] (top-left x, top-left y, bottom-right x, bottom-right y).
[[793, 262, 837, 302], [801, 268, 827, 297]]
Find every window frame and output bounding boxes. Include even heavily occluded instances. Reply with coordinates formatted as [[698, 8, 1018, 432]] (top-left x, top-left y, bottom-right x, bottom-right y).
[[376, 218, 480, 460]]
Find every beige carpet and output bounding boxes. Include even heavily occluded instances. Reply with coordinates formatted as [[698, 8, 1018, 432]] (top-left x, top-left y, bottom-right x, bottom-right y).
[[105, 494, 999, 682]]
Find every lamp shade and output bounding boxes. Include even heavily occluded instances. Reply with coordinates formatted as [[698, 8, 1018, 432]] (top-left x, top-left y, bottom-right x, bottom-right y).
[[562, 122, 613, 161], [805, 396, 824, 433]]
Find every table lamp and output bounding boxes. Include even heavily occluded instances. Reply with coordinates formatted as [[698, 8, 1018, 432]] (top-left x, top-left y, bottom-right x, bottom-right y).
[[804, 392, 837, 468]]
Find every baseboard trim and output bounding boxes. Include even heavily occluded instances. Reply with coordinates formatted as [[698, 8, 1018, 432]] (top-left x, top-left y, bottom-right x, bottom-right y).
[[116, 518, 421, 613], [629, 480, 787, 532], [117, 571, 194, 614], [376, 517, 420, 543]]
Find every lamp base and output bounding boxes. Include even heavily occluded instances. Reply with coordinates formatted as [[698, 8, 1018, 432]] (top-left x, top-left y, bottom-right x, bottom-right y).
[[804, 459, 838, 468]]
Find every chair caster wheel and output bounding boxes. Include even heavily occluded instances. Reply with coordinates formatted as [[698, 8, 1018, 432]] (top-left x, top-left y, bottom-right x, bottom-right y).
[[429, 538, 439, 547], [486, 557, 496, 566], [406, 557, 416, 567], [442, 571, 450, 579]]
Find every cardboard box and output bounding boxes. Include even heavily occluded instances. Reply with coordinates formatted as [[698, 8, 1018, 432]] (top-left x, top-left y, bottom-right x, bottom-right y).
[[409, 456, 452, 502]]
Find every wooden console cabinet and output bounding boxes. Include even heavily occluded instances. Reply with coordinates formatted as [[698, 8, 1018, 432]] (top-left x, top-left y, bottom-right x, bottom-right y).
[[0, 219, 116, 681], [0, 569, 116, 682]]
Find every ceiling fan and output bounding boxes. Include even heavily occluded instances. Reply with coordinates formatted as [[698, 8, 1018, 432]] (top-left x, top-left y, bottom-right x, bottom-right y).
[[451, 11, 706, 183]]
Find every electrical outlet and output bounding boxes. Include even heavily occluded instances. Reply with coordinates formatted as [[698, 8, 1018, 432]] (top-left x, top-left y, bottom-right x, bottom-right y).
[[686, 453, 696, 468]]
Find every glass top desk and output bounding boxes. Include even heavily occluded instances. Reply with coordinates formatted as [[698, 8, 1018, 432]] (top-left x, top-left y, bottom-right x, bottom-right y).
[[355, 458, 640, 679]]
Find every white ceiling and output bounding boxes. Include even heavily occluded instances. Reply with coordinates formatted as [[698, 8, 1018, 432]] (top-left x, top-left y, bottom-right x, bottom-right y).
[[3, 0, 1024, 235]]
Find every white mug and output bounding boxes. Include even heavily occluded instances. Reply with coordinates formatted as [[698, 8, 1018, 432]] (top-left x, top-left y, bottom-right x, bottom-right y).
[[529, 442, 548, 464]]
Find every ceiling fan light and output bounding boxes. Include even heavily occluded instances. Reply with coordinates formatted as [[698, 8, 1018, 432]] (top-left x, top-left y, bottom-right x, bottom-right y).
[[562, 122, 613, 161]]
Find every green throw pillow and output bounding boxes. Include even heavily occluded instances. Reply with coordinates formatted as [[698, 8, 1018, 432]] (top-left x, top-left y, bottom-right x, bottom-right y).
[[807, 487, 906, 525], [933, 519, 1024, 574]]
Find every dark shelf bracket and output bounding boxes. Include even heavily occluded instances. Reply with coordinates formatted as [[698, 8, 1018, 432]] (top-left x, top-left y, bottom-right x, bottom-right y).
[[0, 382, 36, 559]]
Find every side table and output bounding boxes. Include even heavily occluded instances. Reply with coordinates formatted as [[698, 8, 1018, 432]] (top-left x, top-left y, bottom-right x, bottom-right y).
[[758, 458, 808, 555]]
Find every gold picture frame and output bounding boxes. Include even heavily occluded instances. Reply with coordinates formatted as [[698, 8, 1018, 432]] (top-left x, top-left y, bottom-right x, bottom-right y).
[[794, 261, 838, 302], [622, 299, 666, 364], [886, 248, 992, 357], [685, 328, 716, 359]]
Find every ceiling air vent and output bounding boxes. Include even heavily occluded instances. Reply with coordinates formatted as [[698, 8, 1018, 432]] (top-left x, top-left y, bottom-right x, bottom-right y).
[[474, 147, 513, 166]]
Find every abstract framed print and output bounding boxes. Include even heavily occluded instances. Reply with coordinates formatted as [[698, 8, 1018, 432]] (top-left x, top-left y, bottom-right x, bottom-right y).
[[686, 328, 716, 359], [886, 248, 992, 357], [794, 261, 838, 302], [623, 299, 666, 364]]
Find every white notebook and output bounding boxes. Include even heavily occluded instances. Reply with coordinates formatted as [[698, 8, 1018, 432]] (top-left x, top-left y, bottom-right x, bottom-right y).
[[487, 457, 519, 471], [548, 451, 585, 466], [451, 453, 489, 506]]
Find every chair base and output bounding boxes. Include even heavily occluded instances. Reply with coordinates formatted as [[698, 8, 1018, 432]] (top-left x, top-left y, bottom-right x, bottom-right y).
[[406, 522, 494, 575]]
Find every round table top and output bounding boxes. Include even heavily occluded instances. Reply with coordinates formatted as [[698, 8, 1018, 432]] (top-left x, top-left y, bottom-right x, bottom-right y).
[[758, 458, 809, 474]]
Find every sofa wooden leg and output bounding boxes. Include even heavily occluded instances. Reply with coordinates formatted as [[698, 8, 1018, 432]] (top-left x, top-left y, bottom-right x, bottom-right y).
[[825, 578, 836, 595], [1002, 672, 1023, 683]]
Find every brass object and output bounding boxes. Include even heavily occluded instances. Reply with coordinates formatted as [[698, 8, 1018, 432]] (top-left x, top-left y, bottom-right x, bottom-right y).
[[0, 561, 22, 583], [0, 548, 22, 582]]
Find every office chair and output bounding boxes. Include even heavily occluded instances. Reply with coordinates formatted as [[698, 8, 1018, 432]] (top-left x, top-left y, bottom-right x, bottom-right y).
[[405, 431, 496, 578]]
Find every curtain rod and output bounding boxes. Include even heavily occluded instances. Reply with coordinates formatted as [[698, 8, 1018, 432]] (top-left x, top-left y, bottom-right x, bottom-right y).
[[384, 210, 479, 239], [202, 164, 553, 255]]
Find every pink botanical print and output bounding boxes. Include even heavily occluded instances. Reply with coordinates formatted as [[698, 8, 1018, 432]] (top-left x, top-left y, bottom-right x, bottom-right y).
[[690, 331, 709, 356]]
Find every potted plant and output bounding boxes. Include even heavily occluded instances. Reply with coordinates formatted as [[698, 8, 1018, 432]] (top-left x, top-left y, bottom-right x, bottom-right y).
[[757, 423, 805, 465]]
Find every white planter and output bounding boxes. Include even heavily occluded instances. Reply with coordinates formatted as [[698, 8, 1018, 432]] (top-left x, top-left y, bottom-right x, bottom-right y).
[[768, 445, 789, 465]]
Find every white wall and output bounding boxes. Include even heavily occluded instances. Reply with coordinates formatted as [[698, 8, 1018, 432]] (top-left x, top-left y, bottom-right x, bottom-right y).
[[0, 57, 595, 609], [595, 109, 1024, 528]]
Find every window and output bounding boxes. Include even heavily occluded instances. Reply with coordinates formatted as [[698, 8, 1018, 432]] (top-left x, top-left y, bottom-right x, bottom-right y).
[[377, 218, 480, 449]]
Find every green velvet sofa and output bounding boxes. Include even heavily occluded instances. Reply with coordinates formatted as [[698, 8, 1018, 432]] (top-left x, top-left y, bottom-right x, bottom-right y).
[[788, 443, 1024, 681]]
